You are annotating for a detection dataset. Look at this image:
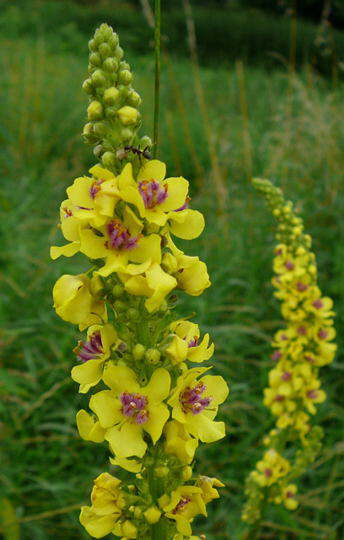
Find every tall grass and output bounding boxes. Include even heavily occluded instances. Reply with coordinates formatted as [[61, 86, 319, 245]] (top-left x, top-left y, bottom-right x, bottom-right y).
[[0, 31, 343, 539]]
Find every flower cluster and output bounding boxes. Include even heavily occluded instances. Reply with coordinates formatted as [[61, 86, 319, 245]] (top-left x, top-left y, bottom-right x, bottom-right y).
[[51, 24, 228, 539], [242, 178, 336, 525]]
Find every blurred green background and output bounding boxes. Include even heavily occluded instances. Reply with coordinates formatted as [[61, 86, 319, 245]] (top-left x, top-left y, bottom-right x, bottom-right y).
[[0, 0, 343, 538]]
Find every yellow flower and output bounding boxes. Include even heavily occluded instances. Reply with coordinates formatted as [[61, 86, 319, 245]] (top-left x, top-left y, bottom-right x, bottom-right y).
[[281, 484, 298, 510], [301, 378, 326, 414], [253, 449, 290, 487], [168, 367, 228, 443], [71, 323, 118, 393], [166, 320, 214, 365], [196, 476, 224, 504], [119, 263, 177, 312], [164, 421, 198, 464], [50, 199, 83, 260], [89, 365, 170, 458], [52, 273, 107, 330], [163, 238, 210, 296], [80, 472, 125, 538], [79, 205, 161, 277], [76, 409, 106, 443], [117, 161, 203, 241], [159, 485, 206, 536]]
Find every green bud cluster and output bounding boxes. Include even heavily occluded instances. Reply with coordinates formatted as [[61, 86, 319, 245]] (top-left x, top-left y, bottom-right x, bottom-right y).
[[82, 23, 152, 173]]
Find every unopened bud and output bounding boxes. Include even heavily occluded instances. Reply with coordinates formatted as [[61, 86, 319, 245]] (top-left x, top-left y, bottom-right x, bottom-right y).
[[120, 127, 134, 141], [89, 52, 102, 66], [119, 69, 133, 84], [133, 344, 145, 361], [182, 466, 192, 481], [146, 349, 161, 364], [155, 466, 169, 478], [102, 151, 116, 169], [117, 106, 139, 126], [93, 122, 107, 137], [99, 42, 111, 59], [91, 69, 106, 87], [82, 78, 93, 94], [114, 45, 124, 59], [104, 87, 120, 105], [122, 521, 137, 537], [127, 89, 141, 107], [114, 300, 126, 312], [144, 506, 161, 524], [87, 100, 103, 120], [127, 308, 139, 321], [103, 57, 118, 73]]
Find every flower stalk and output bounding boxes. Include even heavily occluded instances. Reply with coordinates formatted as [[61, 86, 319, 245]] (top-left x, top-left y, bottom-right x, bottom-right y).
[[242, 178, 336, 525], [51, 23, 228, 540]]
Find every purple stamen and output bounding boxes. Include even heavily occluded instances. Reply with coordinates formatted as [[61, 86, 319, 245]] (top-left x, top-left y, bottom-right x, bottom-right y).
[[297, 281, 308, 292], [307, 389, 318, 399], [175, 197, 190, 212], [281, 371, 291, 381], [172, 496, 191, 514], [139, 179, 168, 209], [120, 392, 149, 424], [285, 260, 295, 270], [75, 331, 103, 362], [187, 336, 199, 348], [106, 220, 139, 251], [318, 328, 328, 340], [264, 468, 272, 478], [271, 350, 282, 361], [180, 382, 212, 415], [89, 179, 104, 199], [313, 299, 323, 310]]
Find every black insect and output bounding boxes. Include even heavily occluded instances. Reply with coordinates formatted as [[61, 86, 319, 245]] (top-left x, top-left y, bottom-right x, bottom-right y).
[[124, 145, 152, 160]]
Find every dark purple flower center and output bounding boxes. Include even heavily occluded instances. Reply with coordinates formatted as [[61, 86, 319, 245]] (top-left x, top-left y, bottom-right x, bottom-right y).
[[313, 299, 323, 310], [274, 394, 285, 402], [307, 389, 318, 399], [172, 496, 191, 514], [89, 179, 104, 199], [297, 325, 307, 336], [285, 260, 295, 271], [318, 328, 328, 340], [187, 336, 199, 348], [264, 468, 272, 478], [75, 331, 103, 362], [180, 381, 212, 415], [139, 179, 168, 209], [281, 371, 291, 381], [105, 220, 139, 251], [297, 281, 308, 292], [271, 350, 282, 362], [120, 392, 149, 424]]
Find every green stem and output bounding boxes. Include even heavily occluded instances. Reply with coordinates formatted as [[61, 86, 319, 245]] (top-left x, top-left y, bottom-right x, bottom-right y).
[[153, 0, 161, 157]]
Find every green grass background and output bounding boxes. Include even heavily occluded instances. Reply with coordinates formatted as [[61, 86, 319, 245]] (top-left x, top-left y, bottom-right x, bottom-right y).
[[0, 1, 343, 538]]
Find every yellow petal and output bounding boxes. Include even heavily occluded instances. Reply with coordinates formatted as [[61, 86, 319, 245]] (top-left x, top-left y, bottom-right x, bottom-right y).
[[109, 455, 142, 473], [106, 423, 147, 458], [79, 506, 117, 538], [138, 159, 166, 182], [187, 414, 226, 443], [89, 390, 122, 428], [169, 209, 205, 240], [76, 410, 105, 443], [158, 177, 189, 212], [131, 235, 161, 264], [71, 358, 104, 386], [201, 375, 229, 405], [103, 365, 139, 393], [144, 368, 171, 402], [67, 177, 93, 208], [79, 229, 108, 259], [145, 403, 170, 444], [50, 241, 80, 260]]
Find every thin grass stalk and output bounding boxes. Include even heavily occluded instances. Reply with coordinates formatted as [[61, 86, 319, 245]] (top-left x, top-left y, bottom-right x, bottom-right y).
[[235, 60, 253, 182], [153, 0, 161, 157], [182, 0, 228, 215]]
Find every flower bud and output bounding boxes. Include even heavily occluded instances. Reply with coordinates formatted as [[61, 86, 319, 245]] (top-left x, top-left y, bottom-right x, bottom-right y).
[[145, 348, 161, 364], [182, 466, 193, 481], [127, 89, 141, 107], [119, 69, 133, 84], [101, 151, 116, 169], [91, 69, 106, 87], [144, 506, 161, 524], [93, 144, 103, 158], [89, 52, 101, 66], [120, 127, 134, 141], [121, 520, 137, 538], [114, 300, 126, 312], [103, 87, 120, 105], [103, 57, 118, 73], [93, 122, 107, 137], [115, 45, 124, 59], [127, 308, 139, 321], [133, 344, 145, 361], [82, 78, 93, 94], [88, 38, 97, 51], [108, 33, 119, 49], [99, 42, 111, 59], [87, 101, 103, 120], [154, 466, 169, 477]]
